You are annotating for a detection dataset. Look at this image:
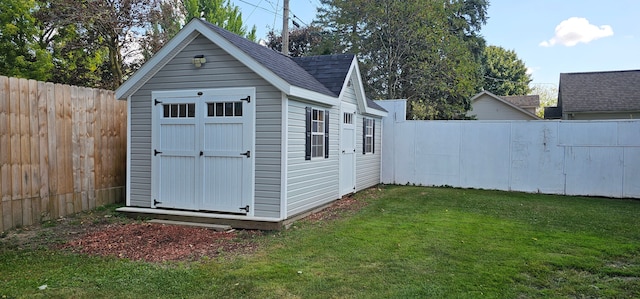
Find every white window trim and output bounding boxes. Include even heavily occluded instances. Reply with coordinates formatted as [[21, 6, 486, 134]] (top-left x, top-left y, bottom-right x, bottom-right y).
[[311, 108, 325, 158], [364, 118, 374, 154]]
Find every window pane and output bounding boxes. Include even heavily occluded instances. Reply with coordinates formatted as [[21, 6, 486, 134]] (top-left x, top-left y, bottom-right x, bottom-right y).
[[235, 102, 243, 116], [207, 103, 214, 117], [178, 104, 187, 117], [216, 103, 224, 116], [188, 104, 195, 117], [170, 104, 178, 117], [225, 102, 233, 116], [163, 105, 170, 117]]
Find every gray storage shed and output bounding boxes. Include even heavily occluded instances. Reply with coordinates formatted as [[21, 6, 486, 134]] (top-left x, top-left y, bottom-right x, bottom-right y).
[[115, 19, 387, 229]]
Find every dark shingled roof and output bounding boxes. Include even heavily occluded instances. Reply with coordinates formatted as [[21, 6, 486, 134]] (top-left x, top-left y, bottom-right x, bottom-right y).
[[559, 70, 640, 113], [202, 20, 385, 113], [203, 21, 335, 97], [292, 54, 354, 96]]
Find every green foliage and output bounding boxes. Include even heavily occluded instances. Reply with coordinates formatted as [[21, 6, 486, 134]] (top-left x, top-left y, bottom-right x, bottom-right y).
[[0, 0, 53, 81], [316, 0, 489, 119], [184, 0, 256, 41], [266, 26, 326, 57], [531, 83, 559, 118], [482, 45, 532, 96]]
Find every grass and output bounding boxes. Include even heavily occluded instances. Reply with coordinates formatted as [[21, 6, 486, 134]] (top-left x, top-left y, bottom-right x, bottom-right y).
[[1, 186, 639, 298]]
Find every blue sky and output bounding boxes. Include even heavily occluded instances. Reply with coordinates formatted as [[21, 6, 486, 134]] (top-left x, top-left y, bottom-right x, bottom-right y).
[[233, 0, 640, 87]]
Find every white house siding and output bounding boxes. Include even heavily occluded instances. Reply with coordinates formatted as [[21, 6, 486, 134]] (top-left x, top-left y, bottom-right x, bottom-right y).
[[355, 116, 382, 191], [341, 82, 383, 191], [286, 99, 340, 216], [468, 95, 536, 120], [128, 34, 282, 218]]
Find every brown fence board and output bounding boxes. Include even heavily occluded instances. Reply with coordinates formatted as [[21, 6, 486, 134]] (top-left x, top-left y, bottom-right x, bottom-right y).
[[0, 76, 126, 231]]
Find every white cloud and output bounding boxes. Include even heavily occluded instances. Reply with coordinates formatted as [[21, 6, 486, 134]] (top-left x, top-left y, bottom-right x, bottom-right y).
[[539, 17, 613, 47]]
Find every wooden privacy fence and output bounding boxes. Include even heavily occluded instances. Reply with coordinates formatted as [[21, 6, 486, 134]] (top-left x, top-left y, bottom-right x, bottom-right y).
[[0, 76, 127, 232]]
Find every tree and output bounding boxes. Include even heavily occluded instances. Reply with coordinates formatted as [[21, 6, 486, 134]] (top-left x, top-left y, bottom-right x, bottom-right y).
[[32, 0, 153, 89], [0, 0, 53, 81], [141, 0, 184, 60], [184, 0, 256, 41], [266, 25, 327, 57], [316, 0, 489, 119], [530, 84, 558, 118], [141, 0, 257, 60], [481, 45, 532, 96], [34, 0, 107, 87]]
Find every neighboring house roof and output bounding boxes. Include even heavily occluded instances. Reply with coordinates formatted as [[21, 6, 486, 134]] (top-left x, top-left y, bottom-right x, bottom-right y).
[[116, 18, 386, 115], [559, 69, 640, 113], [469, 91, 540, 120], [501, 95, 540, 109]]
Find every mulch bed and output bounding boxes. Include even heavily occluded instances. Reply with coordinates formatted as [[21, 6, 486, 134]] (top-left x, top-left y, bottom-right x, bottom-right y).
[[50, 192, 373, 263]]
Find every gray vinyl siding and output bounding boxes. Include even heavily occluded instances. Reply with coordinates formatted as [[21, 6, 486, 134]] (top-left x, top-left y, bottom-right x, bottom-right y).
[[356, 117, 382, 191], [128, 34, 282, 218], [286, 100, 340, 216], [343, 78, 382, 192], [341, 79, 358, 106]]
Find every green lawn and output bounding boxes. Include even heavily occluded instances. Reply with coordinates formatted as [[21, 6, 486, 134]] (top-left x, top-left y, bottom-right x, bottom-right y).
[[2, 186, 639, 298]]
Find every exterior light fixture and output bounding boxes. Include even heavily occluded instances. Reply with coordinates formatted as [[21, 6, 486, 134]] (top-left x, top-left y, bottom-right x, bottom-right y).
[[192, 55, 206, 68]]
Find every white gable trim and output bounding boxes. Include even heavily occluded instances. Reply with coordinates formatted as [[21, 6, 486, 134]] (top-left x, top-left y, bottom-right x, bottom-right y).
[[116, 19, 337, 106], [344, 58, 387, 117], [471, 91, 540, 119]]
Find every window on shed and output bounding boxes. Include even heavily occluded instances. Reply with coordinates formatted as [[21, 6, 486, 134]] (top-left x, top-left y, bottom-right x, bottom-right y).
[[163, 103, 195, 118], [343, 112, 353, 124], [305, 107, 330, 160], [207, 101, 243, 117], [363, 118, 374, 154]]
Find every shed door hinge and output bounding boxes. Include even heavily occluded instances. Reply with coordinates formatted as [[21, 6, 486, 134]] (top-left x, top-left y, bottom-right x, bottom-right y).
[[154, 199, 162, 206], [154, 99, 162, 106], [241, 96, 251, 103], [240, 150, 251, 158], [239, 205, 250, 213], [154, 149, 162, 156]]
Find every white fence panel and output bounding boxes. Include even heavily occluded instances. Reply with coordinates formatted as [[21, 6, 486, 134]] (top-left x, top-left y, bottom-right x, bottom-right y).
[[377, 100, 640, 199]]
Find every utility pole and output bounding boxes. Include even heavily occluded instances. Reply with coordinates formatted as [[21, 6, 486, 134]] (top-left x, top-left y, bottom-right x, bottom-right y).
[[282, 0, 289, 55]]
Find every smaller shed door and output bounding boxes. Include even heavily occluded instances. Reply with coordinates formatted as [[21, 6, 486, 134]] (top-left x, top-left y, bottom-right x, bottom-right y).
[[340, 103, 357, 195], [200, 96, 253, 213]]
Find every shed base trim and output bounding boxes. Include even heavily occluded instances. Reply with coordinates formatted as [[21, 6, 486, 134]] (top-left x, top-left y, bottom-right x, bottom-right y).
[[116, 207, 284, 230]]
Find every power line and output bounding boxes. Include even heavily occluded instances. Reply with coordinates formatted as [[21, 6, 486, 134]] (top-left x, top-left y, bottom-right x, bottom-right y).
[[236, 0, 280, 16]]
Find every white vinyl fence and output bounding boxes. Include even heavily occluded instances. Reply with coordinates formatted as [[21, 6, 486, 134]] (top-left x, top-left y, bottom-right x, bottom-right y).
[[377, 100, 640, 198]]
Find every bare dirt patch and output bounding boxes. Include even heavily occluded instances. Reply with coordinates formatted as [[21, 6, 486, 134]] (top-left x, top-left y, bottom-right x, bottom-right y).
[[1, 188, 377, 263]]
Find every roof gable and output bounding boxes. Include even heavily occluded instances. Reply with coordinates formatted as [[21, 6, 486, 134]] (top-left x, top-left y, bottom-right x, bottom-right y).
[[470, 91, 539, 119], [116, 19, 335, 104], [116, 19, 387, 115], [559, 69, 640, 113]]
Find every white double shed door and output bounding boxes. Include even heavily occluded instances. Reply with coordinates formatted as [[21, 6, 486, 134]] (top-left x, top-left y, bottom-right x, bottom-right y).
[[151, 88, 255, 215]]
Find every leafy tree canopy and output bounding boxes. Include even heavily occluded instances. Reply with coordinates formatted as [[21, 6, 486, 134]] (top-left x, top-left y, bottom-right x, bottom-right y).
[[0, 0, 53, 81], [315, 0, 489, 119], [266, 25, 329, 57], [481, 45, 532, 96]]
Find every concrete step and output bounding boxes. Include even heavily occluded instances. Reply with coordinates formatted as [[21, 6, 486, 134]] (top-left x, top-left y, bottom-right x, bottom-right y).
[[147, 219, 233, 231]]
